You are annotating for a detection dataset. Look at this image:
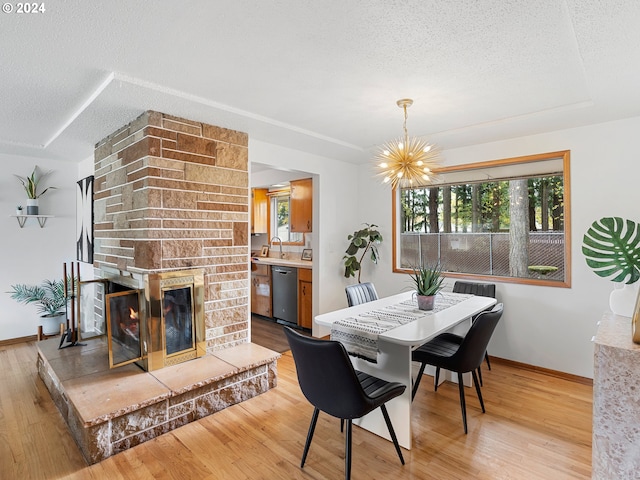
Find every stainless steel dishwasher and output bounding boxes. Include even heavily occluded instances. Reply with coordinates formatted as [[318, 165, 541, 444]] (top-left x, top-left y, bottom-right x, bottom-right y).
[[271, 265, 298, 325]]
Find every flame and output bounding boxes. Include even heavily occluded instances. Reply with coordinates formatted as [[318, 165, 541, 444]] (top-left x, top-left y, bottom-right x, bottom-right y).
[[129, 307, 138, 320]]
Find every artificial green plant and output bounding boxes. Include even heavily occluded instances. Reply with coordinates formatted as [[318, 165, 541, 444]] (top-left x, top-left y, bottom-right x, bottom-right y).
[[582, 216, 640, 284], [343, 223, 383, 283], [7, 279, 66, 316], [408, 263, 444, 296], [14, 165, 56, 199]]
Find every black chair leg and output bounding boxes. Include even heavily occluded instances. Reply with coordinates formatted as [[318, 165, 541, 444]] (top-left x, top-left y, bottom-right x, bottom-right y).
[[472, 369, 485, 413], [380, 404, 405, 465], [412, 362, 427, 400], [340, 418, 344, 432], [345, 419, 352, 480], [477, 365, 483, 386], [434, 366, 441, 391], [301, 407, 319, 468], [485, 351, 491, 370], [457, 373, 468, 434]]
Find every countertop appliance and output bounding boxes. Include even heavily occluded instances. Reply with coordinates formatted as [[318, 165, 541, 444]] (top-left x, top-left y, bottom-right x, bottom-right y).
[[272, 265, 298, 326]]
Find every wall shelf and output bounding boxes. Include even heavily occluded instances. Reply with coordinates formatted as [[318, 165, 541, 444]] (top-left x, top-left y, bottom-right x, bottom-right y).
[[10, 214, 54, 228]]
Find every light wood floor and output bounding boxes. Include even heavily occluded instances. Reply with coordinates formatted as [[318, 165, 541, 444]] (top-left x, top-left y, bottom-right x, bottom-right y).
[[0, 341, 592, 479]]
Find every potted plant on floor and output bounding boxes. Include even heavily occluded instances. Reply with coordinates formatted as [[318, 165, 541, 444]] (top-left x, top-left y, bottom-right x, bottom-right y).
[[409, 263, 444, 311], [7, 279, 66, 335], [343, 223, 383, 283]]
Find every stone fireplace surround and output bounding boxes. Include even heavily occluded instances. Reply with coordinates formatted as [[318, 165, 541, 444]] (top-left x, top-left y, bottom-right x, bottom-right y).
[[37, 111, 281, 463]]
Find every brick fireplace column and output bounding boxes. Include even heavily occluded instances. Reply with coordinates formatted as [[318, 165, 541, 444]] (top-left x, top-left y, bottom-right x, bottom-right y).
[[93, 111, 249, 352]]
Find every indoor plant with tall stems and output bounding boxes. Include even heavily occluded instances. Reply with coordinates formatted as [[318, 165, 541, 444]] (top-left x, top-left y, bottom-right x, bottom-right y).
[[343, 223, 383, 283], [409, 263, 444, 311], [14, 165, 56, 215]]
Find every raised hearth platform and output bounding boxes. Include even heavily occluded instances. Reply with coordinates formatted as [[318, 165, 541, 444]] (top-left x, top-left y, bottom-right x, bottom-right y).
[[37, 337, 280, 464]]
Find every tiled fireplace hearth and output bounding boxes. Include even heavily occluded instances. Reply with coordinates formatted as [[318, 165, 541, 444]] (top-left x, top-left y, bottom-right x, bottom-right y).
[[37, 111, 280, 463], [37, 337, 279, 464]]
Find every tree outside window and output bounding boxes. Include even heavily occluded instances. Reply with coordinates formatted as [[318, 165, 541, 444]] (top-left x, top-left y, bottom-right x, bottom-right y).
[[394, 151, 570, 286]]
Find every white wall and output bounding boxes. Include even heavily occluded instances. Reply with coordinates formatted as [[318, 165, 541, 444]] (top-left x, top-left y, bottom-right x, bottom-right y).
[[0, 154, 78, 340], [358, 115, 640, 378]]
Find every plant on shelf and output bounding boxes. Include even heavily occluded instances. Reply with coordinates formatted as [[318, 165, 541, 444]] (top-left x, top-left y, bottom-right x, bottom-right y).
[[7, 279, 66, 317], [14, 165, 56, 215], [16, 205, 23, 215], [408, 263, 444, 310], [343, 223, 383, 283], [14, 166, 56, 199], [582, 216, 640, 316]]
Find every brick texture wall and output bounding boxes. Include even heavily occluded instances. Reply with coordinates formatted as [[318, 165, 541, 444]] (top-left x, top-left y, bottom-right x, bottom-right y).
[[93, 111, 249, 351]]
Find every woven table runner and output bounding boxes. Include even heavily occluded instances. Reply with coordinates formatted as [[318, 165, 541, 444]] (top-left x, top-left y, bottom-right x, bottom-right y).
[[330, 292, 473, 363]]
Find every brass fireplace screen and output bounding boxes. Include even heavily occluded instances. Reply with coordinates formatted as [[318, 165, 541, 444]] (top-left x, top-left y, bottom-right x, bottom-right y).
[[78, 269, 205, 371]]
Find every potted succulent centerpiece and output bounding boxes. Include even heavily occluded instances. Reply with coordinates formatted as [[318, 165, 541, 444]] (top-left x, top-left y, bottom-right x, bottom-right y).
[[7, 279, 66, 335], [409, 263, 444, 311], [14, 165, 56, 215], [582, 216, 640, 317]]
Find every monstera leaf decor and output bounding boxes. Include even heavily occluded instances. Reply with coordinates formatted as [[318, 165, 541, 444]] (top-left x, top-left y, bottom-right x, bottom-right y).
[[582, 217, 640, 284]]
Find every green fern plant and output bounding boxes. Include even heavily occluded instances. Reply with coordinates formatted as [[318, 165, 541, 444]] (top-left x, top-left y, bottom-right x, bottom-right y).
[[409, 263, 444, 296], [7, 279, 66, 316], [582, 217, 640, 284]]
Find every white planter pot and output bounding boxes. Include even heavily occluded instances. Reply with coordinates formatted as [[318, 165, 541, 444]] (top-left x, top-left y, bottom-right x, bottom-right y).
[[609, 283, 639, 317], [41, 313, 64, 335], [26, 198, 39, 215]]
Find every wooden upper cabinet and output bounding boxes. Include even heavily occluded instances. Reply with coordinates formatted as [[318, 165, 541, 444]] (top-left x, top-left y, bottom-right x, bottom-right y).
[[251, 188, 268, 234], [290, 178, 312, 233]]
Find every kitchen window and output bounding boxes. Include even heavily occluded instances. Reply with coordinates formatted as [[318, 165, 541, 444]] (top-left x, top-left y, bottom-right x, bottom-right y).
[[271, 193, 304, 244]]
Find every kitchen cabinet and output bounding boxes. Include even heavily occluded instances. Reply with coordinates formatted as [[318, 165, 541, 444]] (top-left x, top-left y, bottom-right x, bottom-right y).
[[298, 268, 312, 329], [251, 188, 268, 234], [290, 178, 312, 233], [251, 263, 272, 317]]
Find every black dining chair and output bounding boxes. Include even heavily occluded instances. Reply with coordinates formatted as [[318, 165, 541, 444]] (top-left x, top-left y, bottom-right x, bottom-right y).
[[453, 280, 496, 384], [345, 282, 379, 307], [284, 326, 405, 480], [411, 303, 503, 434]]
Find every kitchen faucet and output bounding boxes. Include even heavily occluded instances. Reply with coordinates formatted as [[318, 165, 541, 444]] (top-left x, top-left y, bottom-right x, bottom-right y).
[[270, 236, 285, 258]]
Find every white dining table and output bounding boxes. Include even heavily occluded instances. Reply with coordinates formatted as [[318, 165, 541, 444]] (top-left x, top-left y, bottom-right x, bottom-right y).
[[314, 290, 496, 450]]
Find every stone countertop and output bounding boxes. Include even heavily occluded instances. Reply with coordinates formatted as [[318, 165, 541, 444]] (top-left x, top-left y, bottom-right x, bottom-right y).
[[593, 311, 640, 351], [251, 256, 312, 269]]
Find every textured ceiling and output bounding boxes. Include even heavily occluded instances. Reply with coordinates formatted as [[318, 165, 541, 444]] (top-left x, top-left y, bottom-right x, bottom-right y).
[[1, 0, 639, 164]]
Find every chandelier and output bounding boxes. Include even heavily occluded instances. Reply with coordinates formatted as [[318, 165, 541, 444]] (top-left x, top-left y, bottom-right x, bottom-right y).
[[375, 98, 441, 189]]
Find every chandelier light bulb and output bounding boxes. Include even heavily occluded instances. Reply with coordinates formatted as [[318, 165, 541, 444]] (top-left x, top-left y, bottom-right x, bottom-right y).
[[398, 142, 404, 150], [416, 160, 423, 166], [397, 171, 403, 178], [380, 162, 388, 168], [424, 145, 432, 153], [383, 176, 391, 183], [383, 149, 390, 156]]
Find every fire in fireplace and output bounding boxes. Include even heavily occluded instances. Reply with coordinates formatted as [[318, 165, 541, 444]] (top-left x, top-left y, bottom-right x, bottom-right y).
[[79, 268, 205, 371]]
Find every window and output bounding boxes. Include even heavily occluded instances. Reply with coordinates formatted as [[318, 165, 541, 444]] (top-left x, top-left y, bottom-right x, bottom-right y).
[[393, 151, 571, 287], [270, 193, 303, 244]]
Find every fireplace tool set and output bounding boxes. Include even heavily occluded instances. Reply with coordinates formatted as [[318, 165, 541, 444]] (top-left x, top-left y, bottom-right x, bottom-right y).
[[59, 261, 85, 349]]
